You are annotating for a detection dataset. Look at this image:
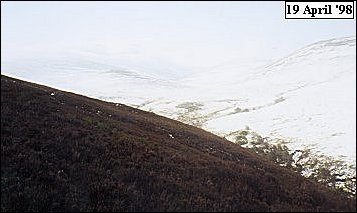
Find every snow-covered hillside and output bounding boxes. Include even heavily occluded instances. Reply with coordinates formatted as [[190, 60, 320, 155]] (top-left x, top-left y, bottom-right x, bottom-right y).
[[2, 36, 356, 165], [203, 36, 356, 162]]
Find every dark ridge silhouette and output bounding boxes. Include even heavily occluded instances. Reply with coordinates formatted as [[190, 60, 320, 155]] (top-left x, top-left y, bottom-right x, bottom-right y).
[[1, 75, 355, 212]]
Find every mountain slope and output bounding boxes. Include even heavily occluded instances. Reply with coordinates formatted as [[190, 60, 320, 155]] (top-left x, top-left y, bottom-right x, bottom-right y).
[[2, 37, 355, 164], [1, 75, 355, 212]]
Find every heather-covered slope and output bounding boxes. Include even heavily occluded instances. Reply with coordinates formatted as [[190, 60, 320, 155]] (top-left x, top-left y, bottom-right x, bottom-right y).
[[1, 75, 355, 212]]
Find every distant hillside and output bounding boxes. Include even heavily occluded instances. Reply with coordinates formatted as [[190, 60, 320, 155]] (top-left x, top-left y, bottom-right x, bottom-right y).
[[1, 75, 355, 212]]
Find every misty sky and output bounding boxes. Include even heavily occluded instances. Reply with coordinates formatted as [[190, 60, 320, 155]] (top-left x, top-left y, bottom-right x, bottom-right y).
[[1, 1, 356, 76]]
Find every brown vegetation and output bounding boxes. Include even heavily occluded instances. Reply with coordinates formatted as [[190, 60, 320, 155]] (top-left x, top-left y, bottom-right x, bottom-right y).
[[1, 75, 355, 212]]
